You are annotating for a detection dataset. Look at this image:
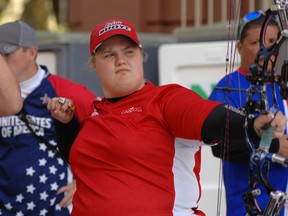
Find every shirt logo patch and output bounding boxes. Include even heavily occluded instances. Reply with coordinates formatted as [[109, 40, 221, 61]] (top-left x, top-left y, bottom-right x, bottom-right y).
[[121, 107, 142, 114]]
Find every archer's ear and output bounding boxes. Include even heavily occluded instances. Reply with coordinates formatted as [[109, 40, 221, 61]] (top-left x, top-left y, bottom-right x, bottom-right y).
[[236, 41, 242, 54], [89, 55, 96, 69]]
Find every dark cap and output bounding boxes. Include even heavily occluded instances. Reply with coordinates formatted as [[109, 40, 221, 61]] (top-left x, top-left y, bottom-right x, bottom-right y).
[[0, 20, 38, 54]]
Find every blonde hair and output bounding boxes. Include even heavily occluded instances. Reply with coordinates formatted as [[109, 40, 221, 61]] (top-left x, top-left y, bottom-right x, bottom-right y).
[[89, 46, 147, 67]]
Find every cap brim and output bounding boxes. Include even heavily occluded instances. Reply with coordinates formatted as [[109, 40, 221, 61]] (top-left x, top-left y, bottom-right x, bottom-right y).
[[0, 42, 19, 54], [94, 34, 141, 53]]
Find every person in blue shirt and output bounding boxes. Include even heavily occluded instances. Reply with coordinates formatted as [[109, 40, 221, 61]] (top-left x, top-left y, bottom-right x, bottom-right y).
[[0, 20, 97, 216], [209, 11, 288, 216]]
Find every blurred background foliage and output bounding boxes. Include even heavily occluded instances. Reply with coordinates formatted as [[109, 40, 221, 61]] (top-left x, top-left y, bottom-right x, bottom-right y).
[[0, 0, 68, 31]]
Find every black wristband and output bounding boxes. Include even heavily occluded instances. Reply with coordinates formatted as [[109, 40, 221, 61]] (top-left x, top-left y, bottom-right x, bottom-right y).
[[269, 138, 280, 153]]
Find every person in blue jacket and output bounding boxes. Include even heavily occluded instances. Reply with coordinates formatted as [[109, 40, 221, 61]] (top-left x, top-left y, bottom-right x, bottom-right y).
[[209, 11, 288, 216]]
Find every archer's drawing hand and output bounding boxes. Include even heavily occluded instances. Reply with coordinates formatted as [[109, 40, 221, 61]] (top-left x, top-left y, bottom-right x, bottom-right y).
[[47, 97, 75, 123], [254, 111, 287, 138]]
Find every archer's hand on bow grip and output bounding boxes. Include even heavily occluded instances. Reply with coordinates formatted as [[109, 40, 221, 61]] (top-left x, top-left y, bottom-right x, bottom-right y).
[[254, 109, 287, 144], [258, 107, 279, 152]]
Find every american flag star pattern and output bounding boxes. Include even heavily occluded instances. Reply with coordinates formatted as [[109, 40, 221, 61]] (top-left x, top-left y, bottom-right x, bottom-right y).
[[0, 137, 70, 216], [0, 108, 70, 216]]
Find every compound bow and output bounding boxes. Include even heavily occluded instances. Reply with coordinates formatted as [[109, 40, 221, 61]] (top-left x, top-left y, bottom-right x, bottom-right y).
[[234, 1, 288, 215]]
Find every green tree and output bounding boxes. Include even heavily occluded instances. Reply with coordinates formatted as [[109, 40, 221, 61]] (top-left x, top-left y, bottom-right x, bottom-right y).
[[0, 0, 67, 31]]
